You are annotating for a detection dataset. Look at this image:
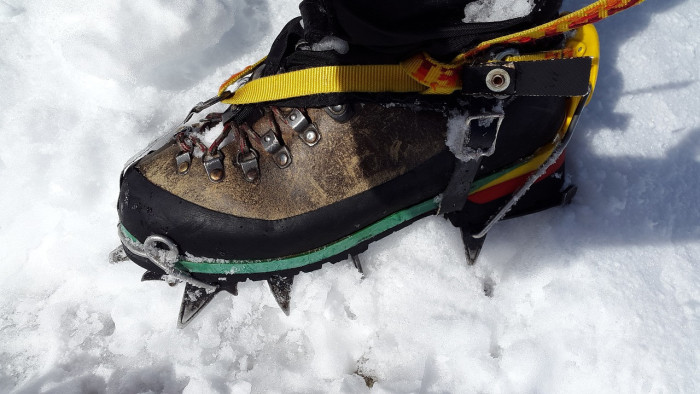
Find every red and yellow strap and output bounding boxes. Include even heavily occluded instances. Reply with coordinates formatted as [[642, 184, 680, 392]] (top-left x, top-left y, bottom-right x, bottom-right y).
[[218, 0, 642, 105], [457, 0, 644, 61], [399, 0, 639, 95], [218, 57, 266, 97]]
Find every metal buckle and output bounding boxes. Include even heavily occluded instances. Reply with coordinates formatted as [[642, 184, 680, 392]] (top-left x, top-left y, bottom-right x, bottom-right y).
[[438, 110, 505, 215], [471, 88, 591, 239], [453, 113, 504, 162]]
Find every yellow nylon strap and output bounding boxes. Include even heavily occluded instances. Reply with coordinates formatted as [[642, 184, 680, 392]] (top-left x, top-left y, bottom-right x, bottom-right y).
[[218, 57, 267, 96], [221, 65, 425, 105], [218, 0, 642, 104], [399, 54, 463, 94], [502, 47, 576, 62]]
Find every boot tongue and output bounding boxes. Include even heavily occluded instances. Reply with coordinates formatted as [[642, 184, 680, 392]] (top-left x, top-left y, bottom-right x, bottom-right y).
[[298, 0, 563, 60], [260, 13, 348, 77], [260, 17, 305, 77], [299, 0, 338, 46], [298, 0, 349, 54]]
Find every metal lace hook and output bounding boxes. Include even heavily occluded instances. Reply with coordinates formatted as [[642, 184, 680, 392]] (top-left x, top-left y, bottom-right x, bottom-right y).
[[181, 91, 234, 124]]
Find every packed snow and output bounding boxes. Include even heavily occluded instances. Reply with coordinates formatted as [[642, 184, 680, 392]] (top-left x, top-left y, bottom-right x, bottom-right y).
[[1, 0, 698, 392], [463, 0, 533, 22]]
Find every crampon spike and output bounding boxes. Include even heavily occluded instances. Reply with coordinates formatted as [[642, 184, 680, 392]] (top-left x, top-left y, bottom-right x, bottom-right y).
[[561, 184, 578, 206], [224, 283, 239, 296], [462, 230, 486, 265], [141, 271, 165, 282], [267, 275, 293, 315], [141, 271, 179, 286], [178, 283, 219, 328], [108, 245, 129, 264], [350, 254, 364, 276]]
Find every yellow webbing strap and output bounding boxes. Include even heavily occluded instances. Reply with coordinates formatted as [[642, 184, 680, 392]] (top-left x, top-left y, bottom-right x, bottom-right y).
[[219, 0, 643, 105], [218, 57, 267, 97], [222, 65, 425, 105], [501, 47, 576, 62]]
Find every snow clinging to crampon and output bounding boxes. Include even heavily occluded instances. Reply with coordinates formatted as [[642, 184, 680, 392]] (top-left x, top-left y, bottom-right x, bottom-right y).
[[463, 0, 534, 22]]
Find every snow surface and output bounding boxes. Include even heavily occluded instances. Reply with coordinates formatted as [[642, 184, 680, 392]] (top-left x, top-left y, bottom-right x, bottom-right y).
[[1, 0, 699, 392], [464, 0, 534, 23]]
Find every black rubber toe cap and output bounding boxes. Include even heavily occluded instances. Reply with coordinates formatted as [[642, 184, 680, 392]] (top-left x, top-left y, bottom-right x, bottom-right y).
[[118, 152, 452, 261]]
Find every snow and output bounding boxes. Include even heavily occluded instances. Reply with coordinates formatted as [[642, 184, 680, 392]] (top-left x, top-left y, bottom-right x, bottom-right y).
[[464, 0, 534, 23], [1, 0, 699, 392]]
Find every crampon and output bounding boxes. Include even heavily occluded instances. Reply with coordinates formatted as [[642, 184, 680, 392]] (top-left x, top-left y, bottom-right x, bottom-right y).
[[111, 0, 644, 327]]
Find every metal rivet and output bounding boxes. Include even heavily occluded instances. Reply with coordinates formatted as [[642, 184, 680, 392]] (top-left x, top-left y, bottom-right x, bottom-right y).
[[209, 169, 224, 182], [278, 152, 289, 166], [237, 150, 259, 182], [264, 135, 272, 143], [305, 130, 318, 143], [203, 153, 225, 183], [485, 68, 510, 93], [245, 169, 258, 182], [289, 113, 297, 121], [175, 152, 192, 175], [324, 104, 354, 123]]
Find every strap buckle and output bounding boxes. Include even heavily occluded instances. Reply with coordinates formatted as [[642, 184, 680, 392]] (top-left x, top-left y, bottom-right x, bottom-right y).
[[439, 110, 504, 215], [471, 88, 591, 238], [451, 112, 504, 163]]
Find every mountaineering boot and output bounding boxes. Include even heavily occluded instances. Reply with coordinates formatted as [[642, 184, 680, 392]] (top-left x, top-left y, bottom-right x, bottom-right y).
[[112, 0, 645, 326]]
